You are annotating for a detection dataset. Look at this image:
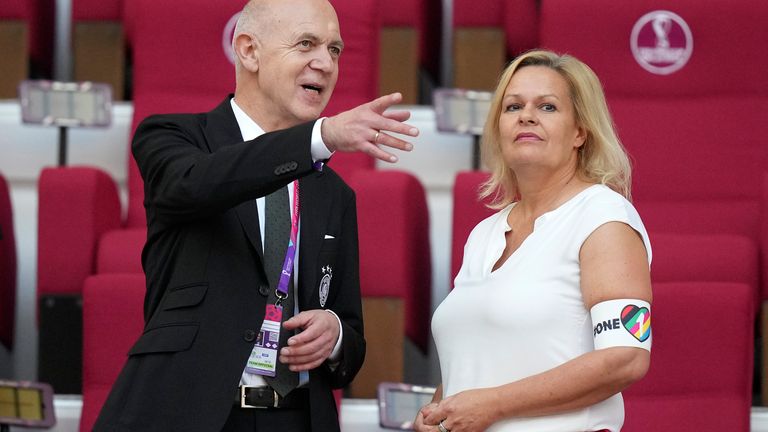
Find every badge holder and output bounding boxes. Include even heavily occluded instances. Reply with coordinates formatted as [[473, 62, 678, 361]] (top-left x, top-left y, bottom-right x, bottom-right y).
[[433, 88, 492, 170]]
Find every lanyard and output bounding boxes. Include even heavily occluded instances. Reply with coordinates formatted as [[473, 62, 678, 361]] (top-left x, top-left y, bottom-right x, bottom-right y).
[[246, 181, 300, 377], [274, 180, 299, 306]]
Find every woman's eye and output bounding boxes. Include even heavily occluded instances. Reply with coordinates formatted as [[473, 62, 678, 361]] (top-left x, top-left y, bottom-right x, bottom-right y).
[[541, 103, 556, 112], [505, 104, 521, 112]]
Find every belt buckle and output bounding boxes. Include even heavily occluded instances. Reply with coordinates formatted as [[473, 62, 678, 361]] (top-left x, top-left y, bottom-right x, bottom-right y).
[[239, 386, 279, 409]]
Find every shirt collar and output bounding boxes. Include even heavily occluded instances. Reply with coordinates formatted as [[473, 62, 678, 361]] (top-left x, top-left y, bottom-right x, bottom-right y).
[[230, 97, 265, 141]]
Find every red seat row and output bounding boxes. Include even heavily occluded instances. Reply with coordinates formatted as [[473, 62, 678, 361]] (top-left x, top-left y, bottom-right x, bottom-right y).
[[448, 0, 768, 426], [539, 0, 768, 402], [0, 0, 445, 104]]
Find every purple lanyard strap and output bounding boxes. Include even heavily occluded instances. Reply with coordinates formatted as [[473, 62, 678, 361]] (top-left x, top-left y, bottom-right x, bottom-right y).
[[274, 180, 300, 306]]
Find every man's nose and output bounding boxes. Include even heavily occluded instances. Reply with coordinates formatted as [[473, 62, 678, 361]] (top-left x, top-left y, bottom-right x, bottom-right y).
[[310, 48, 334, 72]]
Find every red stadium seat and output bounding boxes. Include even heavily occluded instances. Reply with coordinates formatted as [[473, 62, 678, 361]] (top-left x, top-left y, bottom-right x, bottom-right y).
[[623, 282, 753, 431], [71, 0, 126, 99], [79, 274, 145, 432], [379, 0, 442, 103], [36, 167, 121, 393], [539, 0, 768, 400], [0, 174, 16, 351], [346, 169, 431, 397], [38, 0, 380, 394], [452, 0, 538, 91], [450, 171, 494, 284], [0, 0, 54, 97]]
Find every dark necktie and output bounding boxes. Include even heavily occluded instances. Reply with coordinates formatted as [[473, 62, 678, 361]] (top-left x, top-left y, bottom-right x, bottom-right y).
[[263, 185, 299, 396]]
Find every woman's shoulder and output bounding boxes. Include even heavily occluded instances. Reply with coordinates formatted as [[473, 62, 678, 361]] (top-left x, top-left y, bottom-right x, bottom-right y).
[[575, 184, 652, 262], [576, 184, 638, 216]]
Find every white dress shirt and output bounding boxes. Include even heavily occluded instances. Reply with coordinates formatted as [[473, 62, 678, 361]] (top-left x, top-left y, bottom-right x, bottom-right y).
[[230, 98, 343, 387]]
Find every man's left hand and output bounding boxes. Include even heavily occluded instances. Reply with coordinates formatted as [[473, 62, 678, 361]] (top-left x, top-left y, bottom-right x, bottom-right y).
[[279, 310, 340, 371]]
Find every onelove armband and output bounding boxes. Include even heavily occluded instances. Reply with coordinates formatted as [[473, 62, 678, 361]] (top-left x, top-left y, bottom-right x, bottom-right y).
[[591, 299, 651, 351]]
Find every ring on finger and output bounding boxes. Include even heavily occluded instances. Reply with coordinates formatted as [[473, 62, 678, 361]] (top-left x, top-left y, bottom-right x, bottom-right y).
[[438, 420, 450, 432], [373, 130, 381, 144]]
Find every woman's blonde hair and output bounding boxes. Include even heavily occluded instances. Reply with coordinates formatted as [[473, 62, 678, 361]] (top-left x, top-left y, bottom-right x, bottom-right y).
[[479, 49, 632, 208]]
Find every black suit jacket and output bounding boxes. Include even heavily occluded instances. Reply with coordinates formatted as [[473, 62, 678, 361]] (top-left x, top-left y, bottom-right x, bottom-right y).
[[94, 97, 366, 432]]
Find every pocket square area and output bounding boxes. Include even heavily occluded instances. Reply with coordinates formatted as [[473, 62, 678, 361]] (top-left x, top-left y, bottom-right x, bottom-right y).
[[324, 234, 335, 239]]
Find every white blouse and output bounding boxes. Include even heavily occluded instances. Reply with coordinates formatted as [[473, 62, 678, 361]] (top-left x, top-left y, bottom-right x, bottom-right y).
[[432, 184, 651, 432]]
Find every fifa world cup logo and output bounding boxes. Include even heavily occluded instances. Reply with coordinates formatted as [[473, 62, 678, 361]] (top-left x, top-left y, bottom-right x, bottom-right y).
[[652, 14, 672, 49], [631, 10, 693, 75]]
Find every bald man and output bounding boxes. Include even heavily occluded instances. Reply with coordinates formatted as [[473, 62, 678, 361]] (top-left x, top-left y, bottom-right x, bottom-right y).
[[93, 0, 418, 430]]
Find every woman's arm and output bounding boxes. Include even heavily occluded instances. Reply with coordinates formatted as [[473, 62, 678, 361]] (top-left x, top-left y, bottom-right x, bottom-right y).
[[424, 221, 652, 431]]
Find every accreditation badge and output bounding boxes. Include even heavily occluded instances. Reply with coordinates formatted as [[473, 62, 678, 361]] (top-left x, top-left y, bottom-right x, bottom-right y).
[[245, 304, 283, 376]]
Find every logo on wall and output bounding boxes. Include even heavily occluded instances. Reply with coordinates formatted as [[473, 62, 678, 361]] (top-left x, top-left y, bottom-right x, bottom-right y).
[[630, 10, 693, 75], [222, 12, 241, 65]]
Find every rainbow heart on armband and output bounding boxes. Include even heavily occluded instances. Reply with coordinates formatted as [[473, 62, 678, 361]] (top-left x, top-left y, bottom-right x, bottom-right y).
[[621, 304, 651, 342]]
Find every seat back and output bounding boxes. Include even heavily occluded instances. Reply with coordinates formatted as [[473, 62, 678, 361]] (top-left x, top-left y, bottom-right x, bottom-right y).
[[0, 0, 53, 80], [80, 274, 146, 432], [72, 0, 125, 99], [0, 174, 16, 350], [380, 0, 441, 75], [37, 167, 122, 297], [350, 170, 431, 350], [623, 281, 753, 431], [72, 0, 122, 21], [501, 0, 539, 58], [451, 0, 505, 90], [450, 171, 495, 284], [452, 0, 538, 90], [650, 232, 759, 310], [125, 0, 378, 228], [379, 0, 442, 103]]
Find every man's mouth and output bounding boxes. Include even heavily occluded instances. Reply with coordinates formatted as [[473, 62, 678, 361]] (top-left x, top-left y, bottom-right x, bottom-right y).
[[301, 84, 322, 94]]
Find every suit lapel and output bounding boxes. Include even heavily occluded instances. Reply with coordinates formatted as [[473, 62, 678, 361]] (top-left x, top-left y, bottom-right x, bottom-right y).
[[234, 200, 264, 260], [205, 96, 265, 262], [298, 171, 328, 308]]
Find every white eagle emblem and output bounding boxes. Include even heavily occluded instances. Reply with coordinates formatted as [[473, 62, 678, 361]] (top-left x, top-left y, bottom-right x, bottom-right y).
[[319, 266, 332, 307]]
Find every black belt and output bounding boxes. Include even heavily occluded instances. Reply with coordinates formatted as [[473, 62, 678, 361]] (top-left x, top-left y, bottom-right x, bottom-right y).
[[236, 385, 309, 409]]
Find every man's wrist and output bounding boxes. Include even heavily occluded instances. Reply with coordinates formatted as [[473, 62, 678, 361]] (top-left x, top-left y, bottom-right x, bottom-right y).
[[325, 309, 344, 364], [311, 118, 333, 163]]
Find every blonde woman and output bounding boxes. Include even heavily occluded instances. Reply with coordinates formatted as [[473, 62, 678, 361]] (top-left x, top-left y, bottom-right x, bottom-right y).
[[417, 50, 652, 432]]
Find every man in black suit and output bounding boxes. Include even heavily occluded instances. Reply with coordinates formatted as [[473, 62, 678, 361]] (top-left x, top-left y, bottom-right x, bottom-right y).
[[93, 0, 418, 430]]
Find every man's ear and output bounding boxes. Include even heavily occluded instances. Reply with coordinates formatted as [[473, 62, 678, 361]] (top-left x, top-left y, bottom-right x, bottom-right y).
[[234, 33, 259, 72]]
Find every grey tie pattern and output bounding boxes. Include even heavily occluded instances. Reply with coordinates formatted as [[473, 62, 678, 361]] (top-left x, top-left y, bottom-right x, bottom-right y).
[[263, 186, 299, 396]]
